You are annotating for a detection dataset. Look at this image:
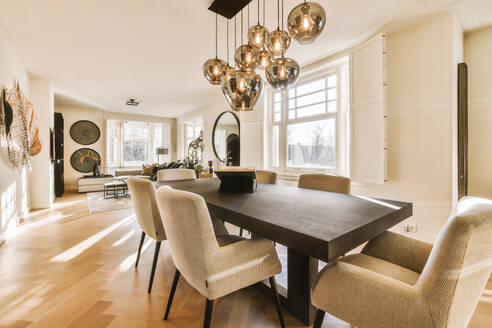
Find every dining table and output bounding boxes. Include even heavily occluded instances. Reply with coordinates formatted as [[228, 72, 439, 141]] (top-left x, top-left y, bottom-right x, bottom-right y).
[[157, 178, 413, 326]]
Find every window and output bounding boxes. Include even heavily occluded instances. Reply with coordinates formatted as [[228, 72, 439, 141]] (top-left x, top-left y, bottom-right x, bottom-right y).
[[106, 120, 170, 168], [184, 123, 202, 154], [270, 61, 349, 174]]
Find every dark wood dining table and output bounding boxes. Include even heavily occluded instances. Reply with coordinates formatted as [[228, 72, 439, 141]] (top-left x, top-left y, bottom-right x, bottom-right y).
[[157, 178, 413, 326]]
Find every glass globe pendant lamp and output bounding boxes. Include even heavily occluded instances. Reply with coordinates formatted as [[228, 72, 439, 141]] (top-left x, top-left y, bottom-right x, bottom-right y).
[[203, 13, 226, 85], [248, 0, 269, 49], [258, 48, 273, 70], [287, 1, 326, 44], [235, 8, 260, 70], [222, 69, 263, 111], [267, 0, 291, 56], [266, 56, 299, 91]]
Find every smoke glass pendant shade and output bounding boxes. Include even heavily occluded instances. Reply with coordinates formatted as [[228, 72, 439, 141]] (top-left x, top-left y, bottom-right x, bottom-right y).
[[287, 2, 326, 45], [267, 29, 291, 56], [221, 69, 264, 111], [234, 44, 260, 70], [248, 25, 269, 49], [203, 58, 226, 85], [222, 64, 235, 78], [266, 57, 300, 90], [258, 49, 273, 70]]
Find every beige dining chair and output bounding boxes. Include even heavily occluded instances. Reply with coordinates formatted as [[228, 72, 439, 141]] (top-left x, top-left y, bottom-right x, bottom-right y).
[[127, 177, 166, 293], [256, 170, 278, 185], [311, 196, 492, 328], [298, 173, 351, 194], [155, 187, 285, 328], [157, 168, 196, 182]]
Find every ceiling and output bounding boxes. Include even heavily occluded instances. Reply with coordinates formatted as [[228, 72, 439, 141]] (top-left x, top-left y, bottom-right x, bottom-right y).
[[0, 0, 490, 118]]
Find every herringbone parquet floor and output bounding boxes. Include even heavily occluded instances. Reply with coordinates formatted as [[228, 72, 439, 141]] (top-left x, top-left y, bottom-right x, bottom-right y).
[[0, 192, 490, 328]]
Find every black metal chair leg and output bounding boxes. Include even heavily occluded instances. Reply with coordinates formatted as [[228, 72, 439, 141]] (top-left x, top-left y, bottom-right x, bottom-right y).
[[135, 231, 146, 268], [163, 270, 181, 320], [148, 241, 161, 293], [269, 276, 286, 328], [313, 309, 326, 328], [203, 298, 214, 328], [239, 227, 243, 237]]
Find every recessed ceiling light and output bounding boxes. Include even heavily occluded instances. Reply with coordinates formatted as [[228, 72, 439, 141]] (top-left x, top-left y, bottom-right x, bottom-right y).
[[125, 98, 140, 106]]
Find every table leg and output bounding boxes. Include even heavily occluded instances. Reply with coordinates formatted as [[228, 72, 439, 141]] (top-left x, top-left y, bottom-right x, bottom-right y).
[[287, 248, 318, 326]]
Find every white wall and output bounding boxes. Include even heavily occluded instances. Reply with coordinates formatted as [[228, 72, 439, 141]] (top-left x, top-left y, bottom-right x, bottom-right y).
[[351, 12, 461, 242], [56, 105, 177, 190], [464, 26, 492, 200], [29, 77, 54, 209], [0, 28, 30, 237]]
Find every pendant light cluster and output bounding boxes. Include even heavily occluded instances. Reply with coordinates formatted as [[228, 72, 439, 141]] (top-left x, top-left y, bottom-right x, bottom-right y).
[[203, 0, 326, 112]]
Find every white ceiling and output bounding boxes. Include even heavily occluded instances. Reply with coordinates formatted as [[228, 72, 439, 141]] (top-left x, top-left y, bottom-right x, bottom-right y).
[[0, 0, 490, 118]]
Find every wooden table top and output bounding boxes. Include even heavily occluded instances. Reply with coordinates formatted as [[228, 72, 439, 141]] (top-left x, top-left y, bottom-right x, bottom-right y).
[[157, 178, 413, 262]]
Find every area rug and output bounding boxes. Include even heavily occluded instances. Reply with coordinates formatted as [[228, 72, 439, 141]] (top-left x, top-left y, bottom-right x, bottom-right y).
[[87, 192, 133, 213]]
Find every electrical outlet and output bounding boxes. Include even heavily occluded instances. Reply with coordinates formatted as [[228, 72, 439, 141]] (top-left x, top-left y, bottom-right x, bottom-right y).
[[403, 225, 418, 233]]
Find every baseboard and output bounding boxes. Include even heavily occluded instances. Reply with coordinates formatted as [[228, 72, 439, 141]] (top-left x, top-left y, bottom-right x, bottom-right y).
[[30, 202, 52, 210]]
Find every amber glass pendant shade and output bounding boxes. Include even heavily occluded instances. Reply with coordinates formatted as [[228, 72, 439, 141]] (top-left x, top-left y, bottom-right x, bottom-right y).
[[248, 25, 269, 49], [267, 29, 291, 56], [258, 49, 273, 70], [287, 2, 326, 45], [203, 58, 226, 85], [266, 57, 299, 90], [221, 69, 264, 111], [234, 44, 260, 70]]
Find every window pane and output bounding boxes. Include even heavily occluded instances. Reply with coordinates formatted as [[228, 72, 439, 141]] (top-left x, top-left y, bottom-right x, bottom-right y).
[[288, 110, 296, 119], [328, 100, 337, 113], [272, 125, 280, 167], [288, 89, 295, 98], [274, 103, 281, 112], [327, 75, 337, 88], [123, 140, 148, 162], [287, 119, 336, 169], [288, 99, 295, 109], [273, 92, 281, 102], [327, 88, 337, 100], [274, 112, 281, 122], [297, 103, 325, 118], [297, 79, 325, 97], [186, 126, 194, 137], [297, 90, 326, 107]]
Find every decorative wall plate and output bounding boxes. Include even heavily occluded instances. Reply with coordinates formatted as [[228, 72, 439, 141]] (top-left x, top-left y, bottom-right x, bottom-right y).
[[70, 120, 100, 145], [70, 148, 100, 173]]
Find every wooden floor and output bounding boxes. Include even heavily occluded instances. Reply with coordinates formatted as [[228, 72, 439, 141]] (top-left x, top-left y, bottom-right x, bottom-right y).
[[0, 192, 490, 328]]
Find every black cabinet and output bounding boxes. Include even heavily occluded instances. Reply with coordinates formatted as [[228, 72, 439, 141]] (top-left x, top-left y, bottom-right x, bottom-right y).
[[54, 112, 64, 197]]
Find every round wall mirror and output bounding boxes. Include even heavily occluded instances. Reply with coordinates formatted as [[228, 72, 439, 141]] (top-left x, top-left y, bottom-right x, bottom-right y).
[[212, 111, 240, 165]]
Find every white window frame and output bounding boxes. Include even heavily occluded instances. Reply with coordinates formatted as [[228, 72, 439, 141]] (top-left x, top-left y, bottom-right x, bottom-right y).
[[269, 62, 348, 175], [184, 122, 202, 155]]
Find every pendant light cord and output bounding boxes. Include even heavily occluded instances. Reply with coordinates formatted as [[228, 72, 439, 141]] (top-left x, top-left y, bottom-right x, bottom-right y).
[[257, 0, 260, 25], [227, 19, 229, 64], [281, 0, 284, 30], [235, 15, 237, 68], [263, 0, 266, 26], [277, 0, 280, 30], [215, 13, 218, 59], [241, 9, 243, 44]]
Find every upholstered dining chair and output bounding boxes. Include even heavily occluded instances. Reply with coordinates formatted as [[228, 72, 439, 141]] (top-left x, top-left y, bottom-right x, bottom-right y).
[[256, 170, 278, 185], [157, 168, 196, 182], [311, 196, 492, 328], [127, 177, 166, 293], [298, 173, 351, 194], [155, 187, 286, 328]]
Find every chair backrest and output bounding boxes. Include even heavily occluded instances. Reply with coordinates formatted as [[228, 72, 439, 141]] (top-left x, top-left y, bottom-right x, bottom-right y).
[[298, 174, 351, 194], [157, 168, 196, 182], [256, 170, 278, 185], [127, 177, 166, 241], [155, 187, 220, 293], [417, 197, 492, 328]]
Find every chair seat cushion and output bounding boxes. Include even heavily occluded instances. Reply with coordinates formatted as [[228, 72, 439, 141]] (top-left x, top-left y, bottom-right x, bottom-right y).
[[339, 253, 420, 285]]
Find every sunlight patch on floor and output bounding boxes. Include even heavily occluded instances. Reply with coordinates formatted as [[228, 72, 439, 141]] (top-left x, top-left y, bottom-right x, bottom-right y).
[[50, 214, 135, 262], [112, 230, 135, 247]]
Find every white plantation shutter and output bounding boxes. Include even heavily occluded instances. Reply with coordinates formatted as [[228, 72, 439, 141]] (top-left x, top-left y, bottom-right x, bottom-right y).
[[350, 33, 387, 184]]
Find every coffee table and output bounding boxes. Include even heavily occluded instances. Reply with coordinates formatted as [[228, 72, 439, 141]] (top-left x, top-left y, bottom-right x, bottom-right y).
[[103, 181, 128, 199]]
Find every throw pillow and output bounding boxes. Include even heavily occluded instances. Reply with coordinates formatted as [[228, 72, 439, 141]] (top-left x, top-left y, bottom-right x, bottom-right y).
[[141, 163, 154, 176]]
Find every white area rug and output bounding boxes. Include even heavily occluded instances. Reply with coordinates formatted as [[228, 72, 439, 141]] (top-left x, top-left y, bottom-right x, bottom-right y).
[[86, 192, 133, 213]]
